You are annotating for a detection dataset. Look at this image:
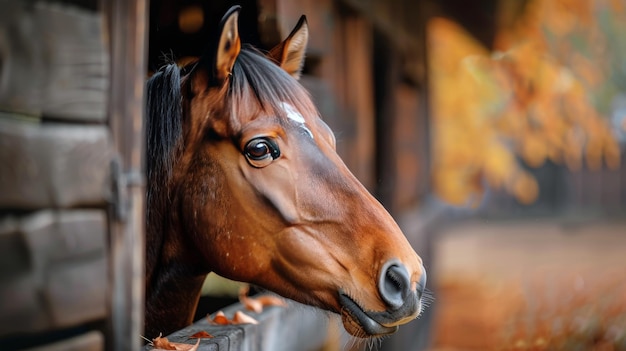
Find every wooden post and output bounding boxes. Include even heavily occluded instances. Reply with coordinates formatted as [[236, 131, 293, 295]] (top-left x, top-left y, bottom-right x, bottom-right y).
[[105, 0, 148, 350]]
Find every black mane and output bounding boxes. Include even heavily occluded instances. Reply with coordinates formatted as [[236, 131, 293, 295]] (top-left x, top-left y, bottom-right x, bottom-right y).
[[146, 63, 183, 193]]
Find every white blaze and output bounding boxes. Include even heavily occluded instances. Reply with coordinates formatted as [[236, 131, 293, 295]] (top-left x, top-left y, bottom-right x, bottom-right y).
[[281, 102, 313, 138]]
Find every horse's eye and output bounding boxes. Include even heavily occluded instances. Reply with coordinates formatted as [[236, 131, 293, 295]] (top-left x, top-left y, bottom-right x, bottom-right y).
[[244, 138, 280, 167]]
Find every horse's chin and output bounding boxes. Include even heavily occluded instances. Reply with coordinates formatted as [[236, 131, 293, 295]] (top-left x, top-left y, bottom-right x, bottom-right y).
[[338, 294, 399, 338]]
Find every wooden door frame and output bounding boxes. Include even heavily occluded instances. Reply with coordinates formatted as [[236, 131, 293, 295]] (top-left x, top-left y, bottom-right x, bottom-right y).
[[105, 0, 148, 350]]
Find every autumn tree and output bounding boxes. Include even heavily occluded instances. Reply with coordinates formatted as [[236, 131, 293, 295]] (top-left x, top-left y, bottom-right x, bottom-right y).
[[429, 0, 625, 206]]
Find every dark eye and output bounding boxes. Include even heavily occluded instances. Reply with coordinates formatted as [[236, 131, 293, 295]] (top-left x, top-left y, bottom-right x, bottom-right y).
[[243, 138, 280, 167]]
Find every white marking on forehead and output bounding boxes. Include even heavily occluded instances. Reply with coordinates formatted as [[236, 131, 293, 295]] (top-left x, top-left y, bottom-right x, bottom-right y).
[[280, 102, 314, 139], [281, 102, 305, 123]]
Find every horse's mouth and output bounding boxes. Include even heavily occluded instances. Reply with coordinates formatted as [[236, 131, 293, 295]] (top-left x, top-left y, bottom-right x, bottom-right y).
[[338, 293, 398, 337]]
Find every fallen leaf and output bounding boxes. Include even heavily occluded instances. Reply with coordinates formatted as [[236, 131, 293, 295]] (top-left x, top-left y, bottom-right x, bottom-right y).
[[239, 286, 263, 313], [152, 334, 176, 350], [256, 295, 287, 308], [243, 297, 263, 313], [208, 309, 260, 326], [239, 285, 286, 312], [189, 331, 213, 339], [232, 311, 258, 325], [173, 339, 200, 351], [151, 335, 200, 351], [210, 310, 230, 325]]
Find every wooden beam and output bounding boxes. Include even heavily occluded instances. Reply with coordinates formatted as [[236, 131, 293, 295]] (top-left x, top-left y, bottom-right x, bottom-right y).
[[105, 0, 148, 350]]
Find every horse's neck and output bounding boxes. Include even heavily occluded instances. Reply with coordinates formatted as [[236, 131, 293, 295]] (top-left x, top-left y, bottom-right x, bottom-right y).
[[144, 199, 207, 337]]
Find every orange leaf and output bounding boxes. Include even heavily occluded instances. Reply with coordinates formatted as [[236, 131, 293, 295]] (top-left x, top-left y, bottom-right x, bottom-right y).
[[232, 311, 258, 325], [152, 335, 200, 351], [242, 297, 263, 313], [239, 286, 263, 313], [172, 339, 200, 351], [238, 285, 287, 313], [210, 311, 230, 325], [208, 308, 261, 326], [189, 331, 213, 339], [173, 339, 200, 351], [152, 335, 176, 350], [256, 295, 287, 308]]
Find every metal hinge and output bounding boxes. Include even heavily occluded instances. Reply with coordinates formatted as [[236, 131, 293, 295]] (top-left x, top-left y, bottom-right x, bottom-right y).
[[111, 156, 145, 222], [110, 156, 129, 221]]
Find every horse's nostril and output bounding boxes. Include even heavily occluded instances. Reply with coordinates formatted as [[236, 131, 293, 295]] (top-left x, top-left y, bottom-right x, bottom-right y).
[[378, 260, 411, 310]]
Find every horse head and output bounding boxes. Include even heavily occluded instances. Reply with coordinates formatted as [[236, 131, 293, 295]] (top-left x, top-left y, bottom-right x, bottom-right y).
[[145, 5, 427, 339]]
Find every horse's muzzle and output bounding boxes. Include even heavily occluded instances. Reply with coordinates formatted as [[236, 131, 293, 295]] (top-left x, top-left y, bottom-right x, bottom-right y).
[[339, 261, 427, 337]]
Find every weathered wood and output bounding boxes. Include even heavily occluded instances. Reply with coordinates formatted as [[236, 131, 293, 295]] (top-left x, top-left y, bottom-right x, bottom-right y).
[[0, 117, 112, 209], [143, 300, 328, 351], [105, 0, 148, 350], [0, 210, 108, 336], [0, 1, 108, 121], [22, 210, 107, 265], [46, 255, 107, 327]]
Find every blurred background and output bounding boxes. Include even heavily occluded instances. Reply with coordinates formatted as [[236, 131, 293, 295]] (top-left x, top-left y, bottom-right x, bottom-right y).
[[1, 0, 625, 350]]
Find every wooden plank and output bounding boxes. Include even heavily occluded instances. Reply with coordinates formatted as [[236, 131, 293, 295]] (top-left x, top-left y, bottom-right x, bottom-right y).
[[105, 0, 148, 350], [0, 2, 108, 122], [46, 256, 107, 328], [142, 300, 328, 351], [21, 210, 107, 269], [0, 210, 108, 336], [0, 117, 112, 209]]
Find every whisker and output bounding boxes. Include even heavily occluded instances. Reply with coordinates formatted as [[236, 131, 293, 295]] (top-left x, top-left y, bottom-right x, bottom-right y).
[[421, 288, 436, 304]]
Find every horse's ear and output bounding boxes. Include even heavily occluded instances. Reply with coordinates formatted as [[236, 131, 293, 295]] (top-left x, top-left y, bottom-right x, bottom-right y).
[[268, 15, 308, 79], [214, 6, 242, 82]]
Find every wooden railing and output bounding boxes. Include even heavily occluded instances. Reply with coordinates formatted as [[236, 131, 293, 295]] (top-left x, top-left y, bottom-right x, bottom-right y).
[[143, 299, 330, 351]]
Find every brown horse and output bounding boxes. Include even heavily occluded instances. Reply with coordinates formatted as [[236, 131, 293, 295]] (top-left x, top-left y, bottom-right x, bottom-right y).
[[145, 6, 427, 339]]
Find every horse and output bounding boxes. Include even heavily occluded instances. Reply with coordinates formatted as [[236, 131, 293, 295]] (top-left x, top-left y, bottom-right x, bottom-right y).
[[144, 5, 427, 339]]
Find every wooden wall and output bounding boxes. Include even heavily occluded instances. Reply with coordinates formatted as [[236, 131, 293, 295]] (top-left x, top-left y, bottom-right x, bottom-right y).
[[0, 1, 111, 350], [0, 1, 149, 351]]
